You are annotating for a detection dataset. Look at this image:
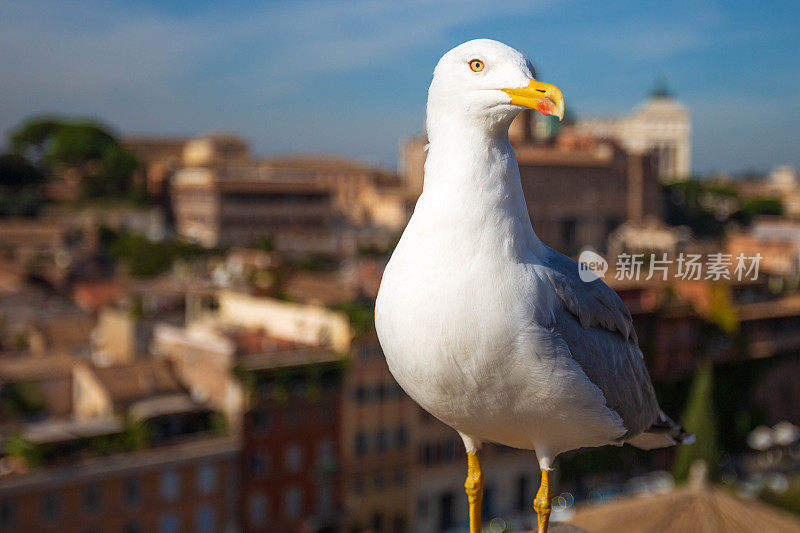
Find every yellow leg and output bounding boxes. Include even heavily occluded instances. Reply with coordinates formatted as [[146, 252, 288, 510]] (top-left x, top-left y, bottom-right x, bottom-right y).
[[534, 469, 553, 533], [464, 451, 483, 533]]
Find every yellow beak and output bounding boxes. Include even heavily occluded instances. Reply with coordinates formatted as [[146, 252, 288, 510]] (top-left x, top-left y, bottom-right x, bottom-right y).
[[502, 79, 565, 121]]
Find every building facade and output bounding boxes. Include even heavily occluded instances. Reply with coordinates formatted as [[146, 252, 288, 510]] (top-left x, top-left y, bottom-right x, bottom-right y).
[[413, 408, 543, 533], [574, 85, 691, 181], [169, 134, 408, 252], [342, 334, 416, 533], [0, 436, 239, 533], [239, 350, 345, 533]]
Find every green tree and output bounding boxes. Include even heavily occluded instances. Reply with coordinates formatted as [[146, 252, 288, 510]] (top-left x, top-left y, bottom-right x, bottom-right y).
[[8, 116, 141, 201], [672, 360, 720, 481], [0, 381, 45, 418], [4, 432, 45, 467], [733, 197, 783, 225], [84, 144, 140, 198], [0, 153, 45, 216], [11, 118, 115, 167], [105, 229, 205, 278]]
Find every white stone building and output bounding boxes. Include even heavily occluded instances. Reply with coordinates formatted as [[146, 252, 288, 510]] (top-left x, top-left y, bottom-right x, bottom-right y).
[[575, 84, 691, 181]]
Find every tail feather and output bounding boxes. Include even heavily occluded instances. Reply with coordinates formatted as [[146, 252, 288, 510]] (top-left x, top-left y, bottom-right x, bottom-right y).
[[627, 410, 694, 450]]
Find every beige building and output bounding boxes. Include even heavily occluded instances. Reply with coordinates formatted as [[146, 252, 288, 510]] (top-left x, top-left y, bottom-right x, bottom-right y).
[[734, 165, 800, 218], [152, 322, 244, 429], [170, 133, 408, 252], [122, 135, 190, 197], [574, 84, 692, 181]]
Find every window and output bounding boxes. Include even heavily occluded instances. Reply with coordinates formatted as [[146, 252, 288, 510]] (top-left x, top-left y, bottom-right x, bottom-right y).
[[373, 470, 386, 490], [392, 515, 407, 533], [560, 217, 577, 252], [248, 450, 268, 476], [351, 474, 365, 495], [395, 426, 409, 449], [376, 429, 388, 452], [195, 505, 216, 533], [355, 385, 367, 403], [439, 492, 455, 532], [124, 478, 142, 506], [0, 500, 15, 528], [197, 464, 217, 495], [394, 466, 407, 486], [160, 470, 180, 501], [417, 497, 429, 519], [442, 437, 457, 461], [420, 442, 432, 465], [158, 513, 179, 533], [483, 485, 496, 519], [317, 483, 334, 515], [355, 432, 368, 456], [283, 486, 303, 519], [284, 443, 304, 473], [605, 217, 622, 236], [316, 438, 335, 468], [372, 512, 384, 533], [39, 492, 59, 521], [252, 410, 271, 430], [248, 493, 268, 527], [515, 475, 529, 512], [82, 484, 102, 513]]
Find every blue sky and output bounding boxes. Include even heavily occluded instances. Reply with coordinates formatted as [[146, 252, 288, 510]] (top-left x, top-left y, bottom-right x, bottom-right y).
[[1, 0, 798, 174]]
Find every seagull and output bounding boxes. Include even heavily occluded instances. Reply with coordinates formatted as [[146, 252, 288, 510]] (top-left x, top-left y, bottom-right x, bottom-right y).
[[375, 39, 692, 533]]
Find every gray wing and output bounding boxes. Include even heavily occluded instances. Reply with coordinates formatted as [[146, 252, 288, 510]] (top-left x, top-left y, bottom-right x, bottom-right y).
[[532, 247, 659, 439]]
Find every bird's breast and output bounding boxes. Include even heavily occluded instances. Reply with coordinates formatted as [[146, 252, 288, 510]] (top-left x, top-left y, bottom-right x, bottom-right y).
[[375, 246, 536, 424]]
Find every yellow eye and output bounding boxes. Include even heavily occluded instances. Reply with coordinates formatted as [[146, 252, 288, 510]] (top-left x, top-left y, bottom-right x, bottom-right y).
[[469, 59, 484, 72]]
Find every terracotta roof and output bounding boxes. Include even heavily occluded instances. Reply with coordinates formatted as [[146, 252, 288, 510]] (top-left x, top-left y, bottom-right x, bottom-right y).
[[90, 360, 184, 406], [282, 272, 355, 306], [238, 347, 343, 371], [259, 155, 380, 171], [229, 328, 312, 355], [568, 482, 800, 532], [0, 435, 239, 493], [72, 280, 125, 312], [30, 314, 95, 347], [16, 417, 122, 445]]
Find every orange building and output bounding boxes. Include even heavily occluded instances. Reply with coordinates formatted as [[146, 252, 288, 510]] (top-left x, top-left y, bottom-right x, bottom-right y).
[[0, 436, 239, 533], [239, 345, 345, 533]]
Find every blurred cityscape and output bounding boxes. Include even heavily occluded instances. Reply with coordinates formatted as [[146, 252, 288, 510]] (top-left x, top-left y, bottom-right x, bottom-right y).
[[1, 81, 800, 533]]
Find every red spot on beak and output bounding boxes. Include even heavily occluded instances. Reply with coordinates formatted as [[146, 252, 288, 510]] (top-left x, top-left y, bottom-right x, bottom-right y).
[[536, 99, 554, 117]]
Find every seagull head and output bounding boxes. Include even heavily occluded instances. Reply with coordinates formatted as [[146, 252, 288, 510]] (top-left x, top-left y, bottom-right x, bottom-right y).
[[427, 39, 564, 137]]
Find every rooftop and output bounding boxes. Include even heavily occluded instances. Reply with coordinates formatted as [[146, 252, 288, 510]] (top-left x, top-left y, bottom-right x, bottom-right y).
[[567, 477, 800, 532], [90, 359, 185, 406], [238, 346, 343, 372], [0, 435, 239, 494]]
